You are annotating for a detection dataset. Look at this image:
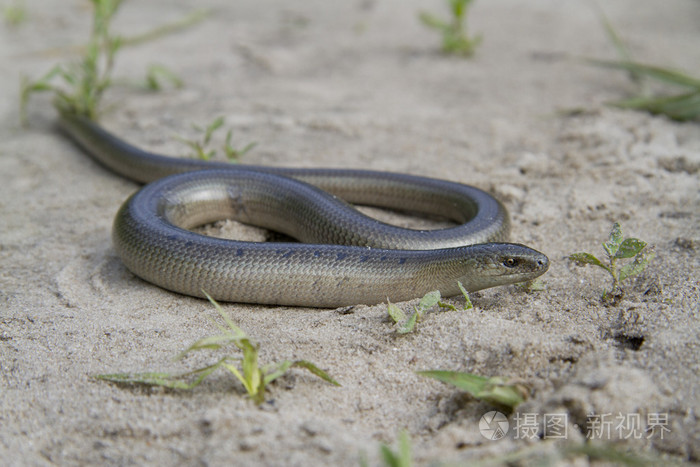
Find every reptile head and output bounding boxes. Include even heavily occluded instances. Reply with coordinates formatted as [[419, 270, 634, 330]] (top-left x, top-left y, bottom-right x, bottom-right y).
[[455, 243, 549, 292]]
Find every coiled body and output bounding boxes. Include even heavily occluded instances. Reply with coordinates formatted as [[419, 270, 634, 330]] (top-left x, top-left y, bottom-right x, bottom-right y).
[[59, 113, 549, 307]]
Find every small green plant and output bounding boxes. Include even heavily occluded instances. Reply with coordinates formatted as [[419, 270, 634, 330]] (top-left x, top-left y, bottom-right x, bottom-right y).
[[591, 60, 700, 121], [569, 222, 654, 303], [417, 370, 528, 410], [3, 0, 27, 26], [19, 1, 203, 123], [387, 298, 420, 334], [94, 293, 339, 405], [588, 8, 700, 121], [517, 278, 546, 293], [361, 430, 413, 467], [144, 64, 184, 91], [387, 282, 472, 334], [20, 0, 124, 121], [378, 430, 413, 467], [177, 116, 257, 162], [419, 0, 481, 57]]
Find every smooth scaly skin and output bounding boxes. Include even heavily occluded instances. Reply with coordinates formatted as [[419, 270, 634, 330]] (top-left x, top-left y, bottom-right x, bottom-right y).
[[58, 113, 549, 307]]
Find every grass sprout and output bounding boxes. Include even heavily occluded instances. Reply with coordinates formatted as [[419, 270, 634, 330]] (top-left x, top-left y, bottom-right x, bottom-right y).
[[3, 0, 26, 26], [589, 7, 700, 121], [419, 0, 481, 57], [517, 278, 546, 293], [119, 8, 209, 48], [378, 430, 413, 467], [387, 282, 472, 334], [20, 0, 123, 121], [94, 293, 339, 405], [176, 116, 257, 162], [360, 430, 414, 467], [145, 64, 184, 91], [417, 370, 528, 410], [591, 59, 700, 121], [569, 222, 654, 303], [20, 1, 205, 123]]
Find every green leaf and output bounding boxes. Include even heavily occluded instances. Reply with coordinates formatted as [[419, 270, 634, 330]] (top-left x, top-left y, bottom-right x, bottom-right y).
[[478, 376, 528, 409], [3, 2, 27, 26], [221, 360, 247, 390], [19, 66, 66, 123], [236, 142, 257, 157], [438, 281, 474, 310], [457, 281, 473, 309], [418, 12, 447, 31], [396, 430, 412, 467], [204, 116, 225, 144], [398, 311, 418, 334], [603, 222, 623, 257], [203, 291, 247, 338], [619, 247, 655, 282], [95, 371, 194, 389], [291, 360, 341, 386], [380, 445, 401, 467], [387, 300, 406, 323], [614, 238, 647, 259], [569, 252, 607, 269], [592, 5, 636, 78], [589, 59, 700, 89], [451, 0, 466, 19], [174, 333, 240, 360], [520, 278, 545, 292], [95, 291, 340, 405], [263, 360, 294, 386], [93, 356, 225, 390], [418, 370, 527, 409], [389, 296, 421, 333], [610, 91, 700, 121], [240, 338, 261, 393], [145, 64, 183, 90], [177, 357, 231, 380], [417, 290, 441, 312], [379, 430, 412, 467], [418, 369, 487, 393], [437, 300, 458, 311], [222, 130, 257, 162]]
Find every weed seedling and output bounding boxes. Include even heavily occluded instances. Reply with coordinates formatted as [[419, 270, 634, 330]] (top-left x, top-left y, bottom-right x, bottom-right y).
[[591, 59, 700, 121], [569, 222, 654, 303], [516, 278, 546, 293], [177, 116, 256, 162], [20, 0, 202, 123], [417, 370, 528, 410], [3, 0, 26, 26], [588, 9, 700, 121], [144, 64, 184, 91], [94, 293, 339, 404], [387, 282, 472, 334], [361, 430, 413, 467], [419, 0, 481, 57], [378, 430, 413, 467], [20, 0, 124, 121]]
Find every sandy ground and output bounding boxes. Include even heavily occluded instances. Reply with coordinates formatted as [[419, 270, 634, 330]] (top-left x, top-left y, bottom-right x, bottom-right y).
[[1, 0, 699, 465]]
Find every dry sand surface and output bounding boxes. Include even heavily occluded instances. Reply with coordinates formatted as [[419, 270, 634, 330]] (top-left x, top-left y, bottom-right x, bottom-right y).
[[1, 0, 699, 465]]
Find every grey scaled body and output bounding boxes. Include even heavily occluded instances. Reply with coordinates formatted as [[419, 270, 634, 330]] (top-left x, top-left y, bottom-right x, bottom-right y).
[[59, 113, 549, 307]]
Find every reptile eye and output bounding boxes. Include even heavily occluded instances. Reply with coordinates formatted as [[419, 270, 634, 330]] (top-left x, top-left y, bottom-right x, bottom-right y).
[[503, 257, 517, 268]]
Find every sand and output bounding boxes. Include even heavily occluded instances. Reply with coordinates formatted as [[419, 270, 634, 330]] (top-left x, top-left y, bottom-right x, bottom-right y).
[[1, 0, 699, 465]]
